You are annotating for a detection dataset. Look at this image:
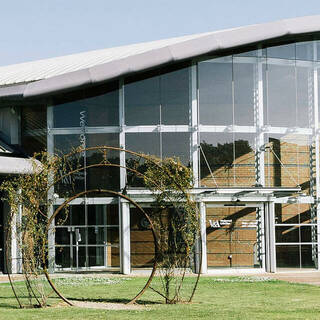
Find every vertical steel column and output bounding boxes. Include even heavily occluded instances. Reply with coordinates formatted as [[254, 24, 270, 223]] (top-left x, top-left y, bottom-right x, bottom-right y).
[[313, 43, 320, 270], [254, 50, 266, 270], [255, 50, 265, 186], [265, 201, 276, 272], [119, 80, 131, 274], [120, 201, 131, 275], [199, 202, 207, 273], [47, 106, 55, 272], [191, 63, 199, 187]]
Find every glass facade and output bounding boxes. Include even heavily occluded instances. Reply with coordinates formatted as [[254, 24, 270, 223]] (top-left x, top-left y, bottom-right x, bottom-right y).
[[4, 39, 320, 271], [55, 204, 119, 270]]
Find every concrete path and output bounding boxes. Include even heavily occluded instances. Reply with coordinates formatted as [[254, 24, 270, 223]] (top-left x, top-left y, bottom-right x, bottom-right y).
[[1, 270, 320, 286], [268, 271, 320, 286]]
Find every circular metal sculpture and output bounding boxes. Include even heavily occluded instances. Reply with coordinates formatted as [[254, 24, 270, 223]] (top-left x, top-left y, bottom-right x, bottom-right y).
[[3, 146, 201, 308]]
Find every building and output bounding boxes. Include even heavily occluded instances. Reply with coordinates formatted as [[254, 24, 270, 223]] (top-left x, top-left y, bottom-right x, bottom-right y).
[[0, 15, 320, 274]]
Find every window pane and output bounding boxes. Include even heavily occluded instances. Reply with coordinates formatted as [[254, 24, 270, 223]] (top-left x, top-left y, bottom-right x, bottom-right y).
[[200, 133, 234, 187], [301, 245, 317, 268], [234, 133, 255, 186], [53, 88, 119, 127], [126, 133, 160, 187], [199, 57, 233, 125], [21, 105, 47, 156], [296, 42, 314, 61], [266, 64, 296, 127], [267, 43, 295, 60], [276, 245, 300, 268], [54, 134, 85, 195], [264, 134, 310, 188], [86, 133, 119, 192], [124, 76, 160, 125], [161, 67, 190, 125], [276, 225, 299, 243], [87, 204, 119, 226], [162, 132, 190, 166], [297, 66, 313, 128], [233, 61, 255, 125]]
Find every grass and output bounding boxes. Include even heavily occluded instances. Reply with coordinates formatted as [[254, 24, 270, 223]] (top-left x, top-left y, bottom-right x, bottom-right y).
[[0, 275, 320, 319]]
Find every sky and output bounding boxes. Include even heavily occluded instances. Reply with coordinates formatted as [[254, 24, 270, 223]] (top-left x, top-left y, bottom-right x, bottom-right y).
[[1, 0, 320, 66]]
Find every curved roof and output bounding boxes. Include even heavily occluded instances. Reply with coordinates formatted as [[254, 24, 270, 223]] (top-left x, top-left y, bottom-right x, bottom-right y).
[[1, 15, 320, 100]]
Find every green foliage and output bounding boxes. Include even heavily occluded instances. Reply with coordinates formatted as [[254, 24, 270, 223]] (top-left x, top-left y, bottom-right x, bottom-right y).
[[143, 156, 200, 304]]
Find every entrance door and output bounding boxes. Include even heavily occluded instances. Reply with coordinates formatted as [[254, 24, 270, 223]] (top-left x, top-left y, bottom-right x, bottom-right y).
[[54, 204, 120, 270], [206, 203, 263, 268]]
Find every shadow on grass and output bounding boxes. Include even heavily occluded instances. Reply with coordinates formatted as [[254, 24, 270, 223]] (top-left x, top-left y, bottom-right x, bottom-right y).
[[68, 297, 162, 305], [0, 302, 21, 309]]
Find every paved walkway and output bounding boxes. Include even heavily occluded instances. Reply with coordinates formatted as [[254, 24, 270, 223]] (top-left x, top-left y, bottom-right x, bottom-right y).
[[268, 271, 320, 286], [1, 270, 320, 286]]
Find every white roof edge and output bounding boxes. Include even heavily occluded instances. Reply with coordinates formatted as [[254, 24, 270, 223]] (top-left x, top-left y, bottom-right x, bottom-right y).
[[1, 15, 320, 100], [0, 157, 40, 174]]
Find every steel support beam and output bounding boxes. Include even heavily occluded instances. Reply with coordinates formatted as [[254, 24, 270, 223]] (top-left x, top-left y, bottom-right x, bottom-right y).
[[265, 201, 276, 272], [120, 201, 131, 275], [200, 202, 207, 273]]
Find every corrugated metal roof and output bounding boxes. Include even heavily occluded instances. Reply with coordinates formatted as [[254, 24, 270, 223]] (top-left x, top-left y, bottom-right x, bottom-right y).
[[0, 31, 217, 86], [0, 15, 320, 99]]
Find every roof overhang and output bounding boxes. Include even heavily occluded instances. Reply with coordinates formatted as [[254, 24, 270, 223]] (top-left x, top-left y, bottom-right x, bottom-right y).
[[0, 156, 41, 175], [1, 15, 320, 101], [126, 187, 312, 204]]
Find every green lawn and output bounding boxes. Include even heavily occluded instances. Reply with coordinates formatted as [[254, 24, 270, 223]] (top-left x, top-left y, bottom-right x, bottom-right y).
[[1, 276, 320, 320]]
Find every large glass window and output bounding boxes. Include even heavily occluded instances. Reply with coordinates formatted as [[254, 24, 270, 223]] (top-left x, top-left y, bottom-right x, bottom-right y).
[[233, 61, 255, 126], [21, 105, 47, 156], [52, 85, 119, 127], [200, 133, 255, 187], [265, 63, 296, 127], [124, 67, 190, 126], [55, 204, 119, 270], [54, 133, 119, 194], [264, 134, 311, 189], [198, 57, 233, 125]]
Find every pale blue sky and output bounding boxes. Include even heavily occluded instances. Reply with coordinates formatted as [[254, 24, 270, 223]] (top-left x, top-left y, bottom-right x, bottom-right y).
[[1, 0, 320, 66]]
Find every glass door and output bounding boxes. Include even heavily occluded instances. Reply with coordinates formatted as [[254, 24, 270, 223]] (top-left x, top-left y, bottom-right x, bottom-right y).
[[55, 203, 120, 271]]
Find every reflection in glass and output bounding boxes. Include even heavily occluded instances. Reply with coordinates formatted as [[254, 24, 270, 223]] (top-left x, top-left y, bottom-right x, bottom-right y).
[[87, 204, 119, 226], [266, 64, 296, 127], [301, 245, 317, 268], [233, 62, 255, 125], [200, 133, 234, 187], [200, 133, 255, 187], [206, 206, 260, 268], [275, 204, 315, 225], [53, 87, 119, 127], [264, 134, 310, 190], [198, 57, 233, 125], [54, 204, 120, 270], [267, 43, 295, 60], [125, 75, 160, 125], [126, 133, 160, 187], [234, 133, 255, 186], [296, 42, 314, 61], [130, 208, 155, 267], [296, 66, 313, 128], [124, 67, 190, 125], [21, 105, 47, 156], [276, 245, 300, 268], [162, 133, 190, 166], [86, 133, 119, 191], [160, 68, 190, 125]]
